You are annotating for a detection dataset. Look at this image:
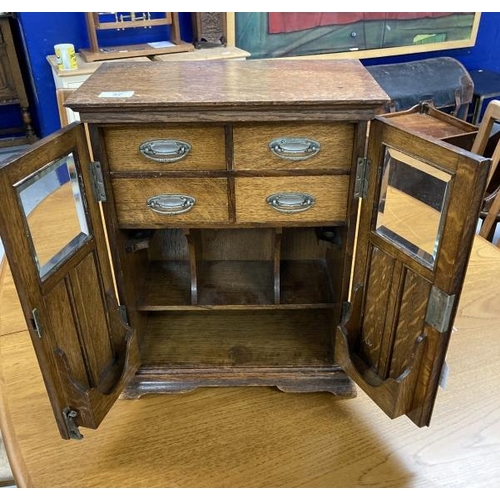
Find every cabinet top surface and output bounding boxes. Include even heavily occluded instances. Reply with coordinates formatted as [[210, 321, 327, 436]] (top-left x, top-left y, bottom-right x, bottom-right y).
[[65, 59, 389, 112]]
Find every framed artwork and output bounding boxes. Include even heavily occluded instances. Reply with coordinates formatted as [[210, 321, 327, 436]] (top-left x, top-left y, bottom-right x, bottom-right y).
[[227, 13, 481, 59]]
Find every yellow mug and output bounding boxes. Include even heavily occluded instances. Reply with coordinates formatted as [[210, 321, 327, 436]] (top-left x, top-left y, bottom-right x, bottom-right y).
[[54, 43, 78, 71]]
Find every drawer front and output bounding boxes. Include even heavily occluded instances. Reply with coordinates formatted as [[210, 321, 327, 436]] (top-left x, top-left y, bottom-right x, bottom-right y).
[[235, 176, 349, 224], [104, 125, 226, 172], [233, 123, 354, 171], [112, 178, 229, 227]]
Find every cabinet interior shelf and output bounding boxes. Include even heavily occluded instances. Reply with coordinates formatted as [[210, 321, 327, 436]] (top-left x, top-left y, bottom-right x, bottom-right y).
[[134, 227, 341, 310]]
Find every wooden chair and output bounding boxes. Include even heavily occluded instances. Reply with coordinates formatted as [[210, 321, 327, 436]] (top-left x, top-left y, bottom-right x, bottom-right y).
[[480, 185, 500, 246], [471, 100, 500, 244]]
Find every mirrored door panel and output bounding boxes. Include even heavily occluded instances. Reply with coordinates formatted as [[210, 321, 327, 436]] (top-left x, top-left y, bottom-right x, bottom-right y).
[[337, 115, 489, 428], [15, 152, 90, 279], [376, 147, 452, 268], [0, 124, 141, 439]]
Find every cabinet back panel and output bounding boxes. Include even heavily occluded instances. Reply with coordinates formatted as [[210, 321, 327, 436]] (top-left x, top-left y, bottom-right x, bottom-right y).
[[197, 228, 275, 261], [148, 229, 190, 261], [198, 261, 274, 306], [281, 227, 338, 260]]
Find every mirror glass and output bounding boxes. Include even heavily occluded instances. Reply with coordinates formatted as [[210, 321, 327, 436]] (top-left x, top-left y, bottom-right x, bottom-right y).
[[376, 147, 452, 267], [16, 152, 90, 278]]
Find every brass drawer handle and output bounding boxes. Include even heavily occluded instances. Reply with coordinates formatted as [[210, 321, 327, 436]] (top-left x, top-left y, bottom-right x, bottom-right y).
[[146, 194, 196, 215], [139, 139, 191, 163], [268, 137, 320, 161], [266, 192, 315, 213]]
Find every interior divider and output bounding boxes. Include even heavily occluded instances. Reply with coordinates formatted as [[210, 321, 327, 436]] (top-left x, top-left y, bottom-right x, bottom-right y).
[[137, 226, 338, 310], [273, 227, 282, 305], [183, 228, 199, 306]]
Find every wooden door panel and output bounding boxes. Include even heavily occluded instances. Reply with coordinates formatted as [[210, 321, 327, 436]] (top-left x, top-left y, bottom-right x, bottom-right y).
[[358, 246, 395, 370], [387, 267, 431, 379], [68, 252, 114, 383], [0, 123, 140, 439], [45, 279, 92, 388], [337, 114, 490, 427], [359, 246, 432, 381]]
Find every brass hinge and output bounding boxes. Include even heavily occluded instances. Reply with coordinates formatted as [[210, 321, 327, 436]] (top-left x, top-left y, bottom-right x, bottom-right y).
[[89, 161, 106, 202], [62, 407, 84, 440], [425, 286, 456, 334], [354, 157, 370, 199]]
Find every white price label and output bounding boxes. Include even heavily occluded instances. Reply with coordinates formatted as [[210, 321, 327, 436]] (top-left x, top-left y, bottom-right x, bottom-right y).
[[98, 91, 134, 98]]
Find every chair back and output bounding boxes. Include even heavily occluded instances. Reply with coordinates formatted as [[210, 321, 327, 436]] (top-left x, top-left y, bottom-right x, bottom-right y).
[[471, 100, 500, 244]]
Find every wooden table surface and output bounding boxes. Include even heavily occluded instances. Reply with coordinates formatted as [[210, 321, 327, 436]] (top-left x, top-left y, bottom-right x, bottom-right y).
[[1, 183, 500, 488]]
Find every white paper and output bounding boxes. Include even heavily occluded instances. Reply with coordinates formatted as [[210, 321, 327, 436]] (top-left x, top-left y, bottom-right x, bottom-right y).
[[148, 41, 175, 48], [98, 91, 135, 98], [439, 360, 449, 390]]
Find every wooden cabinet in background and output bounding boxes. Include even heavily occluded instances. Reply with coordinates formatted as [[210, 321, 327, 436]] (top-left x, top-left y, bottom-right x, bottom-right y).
[[0, 60, 490, 440], [0, 15, 36, 146]]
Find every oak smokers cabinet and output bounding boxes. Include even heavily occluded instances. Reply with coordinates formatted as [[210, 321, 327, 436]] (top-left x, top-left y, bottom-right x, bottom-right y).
[[0, 60, 489, 440]]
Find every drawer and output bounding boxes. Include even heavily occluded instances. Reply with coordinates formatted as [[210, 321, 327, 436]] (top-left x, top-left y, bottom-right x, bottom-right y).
[[104, 125, 226, 172], [112, 177, 229, 227], [235, 176, 349, 224], [233, 123, 355, 171]]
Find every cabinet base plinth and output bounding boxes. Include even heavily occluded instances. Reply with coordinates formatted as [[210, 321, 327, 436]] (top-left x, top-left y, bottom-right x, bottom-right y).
[[120, 368, 356, 400]]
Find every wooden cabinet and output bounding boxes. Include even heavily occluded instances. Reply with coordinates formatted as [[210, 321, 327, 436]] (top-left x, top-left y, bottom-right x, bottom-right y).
[[0, 15, 36, 146], [0, 60, 490, 440]]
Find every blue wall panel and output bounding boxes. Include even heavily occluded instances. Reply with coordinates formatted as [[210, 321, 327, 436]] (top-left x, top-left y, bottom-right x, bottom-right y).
[[13, 12, 193, 138]]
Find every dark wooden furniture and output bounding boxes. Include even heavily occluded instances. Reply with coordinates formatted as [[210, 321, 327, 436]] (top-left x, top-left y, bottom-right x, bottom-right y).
[[0, 15, 36, 147], [472, 99, 500, 242], [0, 60, 490, 441], [480, 184, 500, 245], [192, 13, 227, 48]]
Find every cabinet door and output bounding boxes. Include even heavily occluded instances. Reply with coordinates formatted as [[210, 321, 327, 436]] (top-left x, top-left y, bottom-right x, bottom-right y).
[[0, 123, 140, 439], [336, 116, 490, 427]]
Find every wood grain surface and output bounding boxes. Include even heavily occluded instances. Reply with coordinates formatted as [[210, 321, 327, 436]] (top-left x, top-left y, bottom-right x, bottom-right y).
[[233, 122, 354, 171], [104, 124, 227, 172], [1, 180, 500, 487], [112, 177, 230, 227], [235, 175, 349, 224], [65, 59, 389, 113]]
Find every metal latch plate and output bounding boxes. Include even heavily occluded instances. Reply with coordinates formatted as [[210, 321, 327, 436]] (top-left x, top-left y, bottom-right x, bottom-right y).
[[425, 285, 455, 334]]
